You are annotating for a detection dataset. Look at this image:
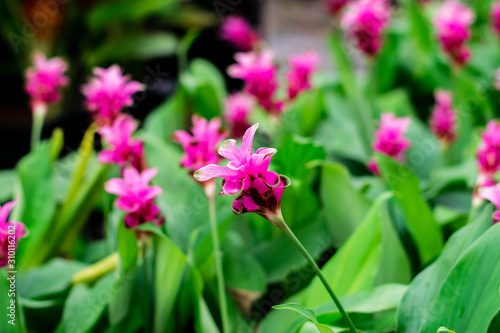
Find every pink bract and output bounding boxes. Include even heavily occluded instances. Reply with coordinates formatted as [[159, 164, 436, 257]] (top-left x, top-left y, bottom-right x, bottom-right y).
[[491, 2, 500, 37], [0, 200, 28, 267], [373, 113, 411, 162], [479, 184, 500, 222], [477, 121, 500, 185], [287, 51, 320, 100], [225, 93, 254, 138], [429, 90, 457, 144], [219, 16, 260, 51]]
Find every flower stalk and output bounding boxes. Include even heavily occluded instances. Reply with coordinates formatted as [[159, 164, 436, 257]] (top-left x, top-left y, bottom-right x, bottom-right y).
[[268, 213, 357, 333], [31, 103, 47, 150]]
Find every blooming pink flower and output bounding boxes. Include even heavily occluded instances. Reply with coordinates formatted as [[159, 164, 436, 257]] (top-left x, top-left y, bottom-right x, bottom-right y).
[[194, 123, 290, 220], [220, 16, 260, 51], [287, 51, 320, 100], [479, 184, 500, 223], [434, 1, 475, 66], [373, 113, 411, 162], [327, 0, 349, 16], [105, 168, 163, 228], [82, 65, 144, 126], [491, 2, 500, 37], [0, 201, 28, 267], [228, 51, 282, 114], [173, 115, 227, 174], [429, 90, 457, 144], [99, 114, 144, 171], [341, 0, 391, 56], [477, 121, 500, 186], [25, 53, 69, 112], [225, 93, 254, 138]]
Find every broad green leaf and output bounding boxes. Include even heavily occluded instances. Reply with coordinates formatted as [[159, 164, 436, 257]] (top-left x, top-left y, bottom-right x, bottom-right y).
[[397, 206, 493, 332], [273, 303, 335, 333], [0, 270, 26, 333], [437, 328, 455, 333], [319, 163, 371, 245], [0, 169, 15, 202], [326, 33, 356, 99], [377, 155, 443, 265], [143, 88, 186, 140], [117, 218, 138, 271], [285, 89, 325, 137]]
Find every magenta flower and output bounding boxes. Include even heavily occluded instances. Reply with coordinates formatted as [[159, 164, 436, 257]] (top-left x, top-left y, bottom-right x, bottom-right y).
[[433, 1, 475, 66], [479, 184, 500, 223], [173, 115, 227, 174], [491, 2, 500, 37], [194, 123, 290, 220], [0, 200, 28, 267], [327, 0, 349, 16], [228, 51, 282, 114], [373, 113, 411, 162], [429, 90, 457, 144], [225, 93, 254, 138], [82, 65, 144, 126], [287, 51, 320, 100], [99, 114, 144, 171], [341, 0, 391, 56], [25, 53, 69, 112], [477, 121, 500, 187], [219, 16, 260, 51], [105, 168, 163, 228]]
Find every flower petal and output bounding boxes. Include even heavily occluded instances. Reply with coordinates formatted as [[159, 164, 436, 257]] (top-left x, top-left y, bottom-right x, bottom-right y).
[[194, 164, 239, 182]]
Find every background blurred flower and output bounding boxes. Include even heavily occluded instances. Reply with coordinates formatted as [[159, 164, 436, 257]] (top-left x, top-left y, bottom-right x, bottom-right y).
[[479, 184, 500, 223], [491, 2, 500, 37], [173, 115, 227, 174], [219, 16, 260, 51], [373, 113, 411, 162], [477, 121, 500, 187], [287, 51, 320, 100], [341, 0, 391, 56], [225, 93, 254, 138], [105, 168, 163, 228], [0, 200, 28, 267], [25, 53, 69, 112], [434, 1, 475, 66], [82, 65, 144, 126], [326, 0, 349, 16], [430, 90, 457, 144]]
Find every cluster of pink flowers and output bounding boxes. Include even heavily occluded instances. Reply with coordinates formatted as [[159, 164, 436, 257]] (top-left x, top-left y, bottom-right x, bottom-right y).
[[173, 116, 228, 174], [25, 53, 69, 113], [491, 2, 500, 37], [326, 0, 349, 17], [82, 65, 144, 126], [479, 184, 500, 224], [219, 16, 260, 51], [194, 124, 290, 220], [429, 90, 457, 145], [476, 121, 500, 188], [287, 51, 321, 100], [433, 1, 475, 66], [368, 113, 412, 174], [341, 0, 391, 56], [224, 93, 254, 138], [0, 201, 28, 267], [105, 168, 163, 228]]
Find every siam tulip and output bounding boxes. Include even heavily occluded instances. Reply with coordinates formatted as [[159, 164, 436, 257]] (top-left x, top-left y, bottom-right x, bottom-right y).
[[228, 50, 282, 114], [479, 184, 500, 223], [98, 114, 144, 171], [82, 65, 144, 126], [476, 121, 500, 187], [429, 90, 457, 145], [287, 51, 320, 100], [105, 168, 163, 229], [0, 201, 28, 267], [219, 16, 260, 51], [341, 0, 391, 57], [326, 0, 349, 17], [433, 1, 475, 66], [225, 93, 254, 138], [194, 124, 357, 333], [491, 2, 500, 37]]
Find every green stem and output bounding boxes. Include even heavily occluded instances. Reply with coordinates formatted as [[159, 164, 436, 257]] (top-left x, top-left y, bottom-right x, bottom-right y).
[[208, 194, 230, 333], [270, 214, 357, 333], [31, 103, 47, 150], [72, 252, 118, 285]]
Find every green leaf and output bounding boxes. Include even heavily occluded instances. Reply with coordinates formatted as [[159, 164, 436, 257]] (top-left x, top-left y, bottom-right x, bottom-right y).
[[0, 270, 26, 333], [326, 33, 356, 99], [117, 218, 138, 270], [274, 303, 335, 333], [89, 33, 177, 64], [143, 88, 186, 140], [377, 155, 443, 265], [437, 328, 456, 333], [0, 169, 15, 202], [397, 206, 494, 332]]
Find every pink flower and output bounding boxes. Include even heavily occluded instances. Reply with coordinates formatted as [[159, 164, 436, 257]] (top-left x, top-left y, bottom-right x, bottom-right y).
[[173, 115, 227, 174], [477, 121, 500, 186], [287, 51, 320, 100], [429, 90, 457, 144], [99, 114, 144, 171], [0, 200, 28, 267], [105, 168, 163, 228], [228, 51, 282, 114], [434, 1, 475, 66], [479, 184, 500, 223], [25, 53, 69, 111], [373, 113, 411, 162], [341, 0, 391, 56], [225, 93, 254, 138], [82, 65, 144, 126], [491, 2, 500, 37], [327, 0, 349, 16], [220, 16, 260, 51], [194, 123, 290, 220]]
